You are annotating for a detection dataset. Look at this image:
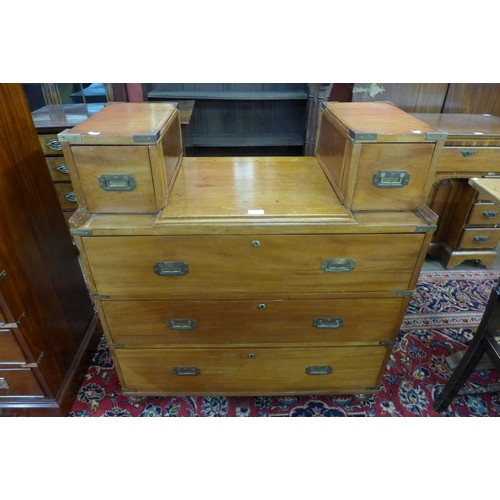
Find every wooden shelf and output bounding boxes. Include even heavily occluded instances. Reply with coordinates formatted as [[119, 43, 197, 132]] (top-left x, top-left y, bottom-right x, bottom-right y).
[[187, 133, 304, 148], [148, 90, 308, 101]]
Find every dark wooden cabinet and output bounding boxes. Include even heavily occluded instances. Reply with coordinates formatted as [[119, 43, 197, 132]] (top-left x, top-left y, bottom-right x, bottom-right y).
[[0, 84, 100, 416], [145, 83, 332, 156]]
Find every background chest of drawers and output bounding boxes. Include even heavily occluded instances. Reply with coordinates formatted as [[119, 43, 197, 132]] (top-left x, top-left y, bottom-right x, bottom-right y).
[[0, 85, 99, 415], [413, 113, 500, 269], [32, 104, 105, 225]]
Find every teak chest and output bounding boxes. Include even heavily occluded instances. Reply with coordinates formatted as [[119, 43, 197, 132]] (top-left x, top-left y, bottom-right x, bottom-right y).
[[66, 103, 438, 398]]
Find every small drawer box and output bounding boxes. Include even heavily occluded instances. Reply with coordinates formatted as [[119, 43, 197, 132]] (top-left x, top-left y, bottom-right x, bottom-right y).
[[316, 102, 445, 211], [59, 103, 183, 214]]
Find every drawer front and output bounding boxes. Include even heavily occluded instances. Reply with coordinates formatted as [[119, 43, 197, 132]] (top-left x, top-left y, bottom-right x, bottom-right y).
[[352, 143, 434, 211], [0, 369, 44, 397], [84, 234, 425, 299], [436, 146, 500, 173], [458, 228, 500, 250], [53, 182, 78, 210], [70, 145, 158, 213], [468, 203, 500, 225], [39, 134, 63, 156], [0, 330, 27, 364], [46, 156, 72, 182], [102, 297, 406, 346], [115, 346, 387, 394]]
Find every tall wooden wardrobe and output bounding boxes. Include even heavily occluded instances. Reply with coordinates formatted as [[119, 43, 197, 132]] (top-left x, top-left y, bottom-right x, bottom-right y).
[[0, 84, 100, 416]]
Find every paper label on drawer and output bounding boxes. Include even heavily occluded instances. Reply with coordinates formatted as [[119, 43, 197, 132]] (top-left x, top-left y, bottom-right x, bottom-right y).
[[248, 209, 265, 215], [88, 131, 101, 135]]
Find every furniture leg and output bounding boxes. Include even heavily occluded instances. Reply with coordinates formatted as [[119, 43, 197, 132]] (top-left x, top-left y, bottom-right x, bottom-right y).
[[433, 278, 500, 412]]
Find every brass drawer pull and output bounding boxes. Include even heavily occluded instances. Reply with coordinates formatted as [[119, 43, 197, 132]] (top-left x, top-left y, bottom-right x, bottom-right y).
[[47, 139, 62, 151], [461, 150, 476, 157], [313, 317, 344, 329], [154, 261, 189, 276], [321, 258, 355, 273], [474, 235, 489, 243], [373, 170, 410, 188], [172, 367, 200, 376], [65, 192, 77, 203], [167, 318, 197, 330], [56, 163, 69, 174], [305, 366, 333, 376], [0, 378, 11, 390], [483, 210, 499, 219], [98, 174, 137, 192]]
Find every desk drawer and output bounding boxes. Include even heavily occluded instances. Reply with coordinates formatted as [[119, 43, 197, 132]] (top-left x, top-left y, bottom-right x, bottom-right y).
[[468, 202, 500, 225], [39, 134, 63, 156], [84, 234, 425, 299], [46, 156, 71, 182], [115, 346, 387, 395], [458, 228, 500, 250], [102, 297, 405, 346], [53, 182, 77, 210], [0, 369, 44, 397], [436, 147, 500, 173]]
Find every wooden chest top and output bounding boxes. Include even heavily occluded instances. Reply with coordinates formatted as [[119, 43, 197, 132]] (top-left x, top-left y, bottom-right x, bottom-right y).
[[159, 156, 353, 223], [412, 113, 500, 140], [60, 102, 178, 144], [325, 102, 441, 142]]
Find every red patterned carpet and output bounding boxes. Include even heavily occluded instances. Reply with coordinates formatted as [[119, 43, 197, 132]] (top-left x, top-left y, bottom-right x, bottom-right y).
[[70, 270, 500, 417]]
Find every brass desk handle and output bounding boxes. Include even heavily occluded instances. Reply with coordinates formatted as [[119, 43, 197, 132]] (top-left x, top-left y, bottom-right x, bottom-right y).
[[172, 367, 200, 376], [56, 163, 69, 174], [321, 258, 355, 273], [313, 317, 344, 329], [154, 261, 189, 276], [483, 210, 498, 219], [461, 150, 476, 157], [474, 235, 489, 243], [305, 366, 332, 375], [167, 318, 197, 330], [65, 192, 77, 203], [47, 139, 62, 151]]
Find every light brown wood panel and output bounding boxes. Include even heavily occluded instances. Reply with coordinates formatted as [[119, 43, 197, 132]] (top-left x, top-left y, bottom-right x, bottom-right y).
[[0, 369, 44, 396], [442, 84, 500, 115], [161, 156, 351, 221], [352, 83, 449, 113], [102, 297, 405, 346], [115, 346, 387, 395], [469, 178, 500, 207], [352, 143, 435, 211], [83, 233, 425, 299], [70, 145, 157, 213]]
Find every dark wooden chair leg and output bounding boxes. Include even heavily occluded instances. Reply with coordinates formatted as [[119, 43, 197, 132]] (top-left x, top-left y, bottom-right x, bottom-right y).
[[433, 278, 500, 412]]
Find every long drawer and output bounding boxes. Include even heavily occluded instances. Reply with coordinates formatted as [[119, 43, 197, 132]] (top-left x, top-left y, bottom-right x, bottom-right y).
[[0, 329, 26, 364], [84, 234, 425, 299], [0, 369, 44, 397], [115, 346, 387, 395], [436, 146, 500, 173], [102, 297, 405, 346]]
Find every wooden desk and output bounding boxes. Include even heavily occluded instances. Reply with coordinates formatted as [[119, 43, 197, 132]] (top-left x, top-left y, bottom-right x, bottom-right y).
[[434, 177, 500, 411], [469, 178, 500, 206]]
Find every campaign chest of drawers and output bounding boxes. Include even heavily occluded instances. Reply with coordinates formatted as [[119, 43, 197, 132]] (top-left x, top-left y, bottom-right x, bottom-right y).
[[70, 156, 436, 397], [413, 113, 500, 269], [65, 103, 440, 398]]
